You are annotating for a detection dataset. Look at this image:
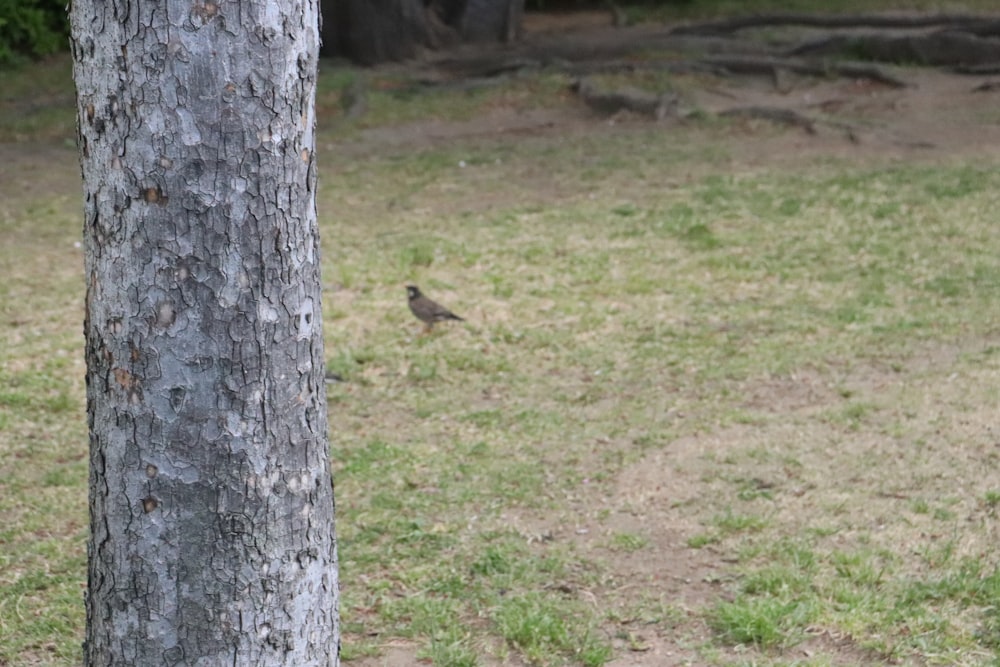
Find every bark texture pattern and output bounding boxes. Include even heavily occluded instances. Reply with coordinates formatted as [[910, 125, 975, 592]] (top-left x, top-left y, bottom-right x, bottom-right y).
[[71, 0, 338, 664]]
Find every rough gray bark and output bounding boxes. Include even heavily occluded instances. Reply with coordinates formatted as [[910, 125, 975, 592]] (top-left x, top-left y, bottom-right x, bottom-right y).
[[70, 1, 338, 665]]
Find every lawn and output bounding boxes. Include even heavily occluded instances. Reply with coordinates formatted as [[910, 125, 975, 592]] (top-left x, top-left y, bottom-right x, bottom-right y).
[[3, 8, 1000, 666]]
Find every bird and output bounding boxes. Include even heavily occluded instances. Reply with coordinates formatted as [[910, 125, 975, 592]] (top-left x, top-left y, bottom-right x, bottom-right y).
[[406, 285, 464, 332]]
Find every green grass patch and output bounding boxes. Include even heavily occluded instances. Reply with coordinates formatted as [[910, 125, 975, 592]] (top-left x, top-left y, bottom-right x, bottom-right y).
[[710, 596, 817, 648], [607, 532, 649, 552], [493, 592, 611, 666]]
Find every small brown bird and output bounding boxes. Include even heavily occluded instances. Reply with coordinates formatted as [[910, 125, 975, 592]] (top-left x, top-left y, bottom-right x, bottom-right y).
[[406, 285, 464, 332]]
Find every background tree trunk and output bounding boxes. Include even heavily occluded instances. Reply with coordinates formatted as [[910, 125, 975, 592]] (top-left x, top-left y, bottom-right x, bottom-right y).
[[321, 0, 524, 64], [70, 1, 338, 665], [328, 0, 449, 65], [461, 0, 523, 43]]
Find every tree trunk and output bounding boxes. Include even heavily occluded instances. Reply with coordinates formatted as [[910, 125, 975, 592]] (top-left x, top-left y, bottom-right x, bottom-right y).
[[333, 0, 450, 65], [322, 0, 523, 64], [70, 1, 339, 665], [461, 0, 522, 43]]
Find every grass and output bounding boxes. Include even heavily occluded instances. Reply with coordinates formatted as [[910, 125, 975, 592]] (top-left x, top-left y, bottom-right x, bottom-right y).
[[315, 78, 1000, 662], [5, 8, 1000, 666]]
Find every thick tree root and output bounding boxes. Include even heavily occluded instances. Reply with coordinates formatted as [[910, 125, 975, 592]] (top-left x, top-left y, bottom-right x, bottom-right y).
[[670, 13, 1000, 36], [717, 106, 817, 133], [571, 78, 678, 119], [789, 31, 1000, 68], [701, 54, 909, 88]]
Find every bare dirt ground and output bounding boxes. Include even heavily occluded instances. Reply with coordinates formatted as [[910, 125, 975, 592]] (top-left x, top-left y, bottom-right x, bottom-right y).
[[341, 14, 1000, 667]]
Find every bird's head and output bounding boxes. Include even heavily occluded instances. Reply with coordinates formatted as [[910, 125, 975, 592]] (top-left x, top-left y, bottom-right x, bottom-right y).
[[405, 285, 422, 301]]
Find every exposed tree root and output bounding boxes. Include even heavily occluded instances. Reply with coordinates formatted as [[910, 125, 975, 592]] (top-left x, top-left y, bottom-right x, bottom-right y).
[[401, 12, 997, 150], [670, 13, 1000, 36], [571, 78, 678, 119], [568, 79, 859, 141], [564, 59, 727, 78], [971, 80, 1000, 92], [955, 63, 1000, 75], [717, 106, 817, 134], [427, 51, 908, 92], [701, 54, 910, 88], [789, 31, 1000, 68]]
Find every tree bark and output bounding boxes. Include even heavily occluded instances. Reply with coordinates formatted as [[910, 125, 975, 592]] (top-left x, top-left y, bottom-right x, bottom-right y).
[[70, 1, 338, 665], [332, 0, 450, 65], [461, 0, 522, 43], [322, 0, 523, 64]]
